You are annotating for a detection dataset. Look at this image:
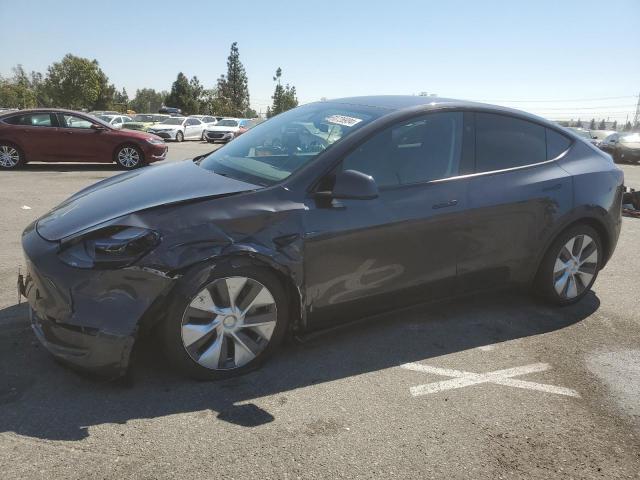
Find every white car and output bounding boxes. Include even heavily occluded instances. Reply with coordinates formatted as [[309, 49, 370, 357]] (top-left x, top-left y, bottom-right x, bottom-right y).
[[147, 116, 206, 142], [190, 115, 218, 129], [204, 118, 251, 143], [98, 114, 133, 129]]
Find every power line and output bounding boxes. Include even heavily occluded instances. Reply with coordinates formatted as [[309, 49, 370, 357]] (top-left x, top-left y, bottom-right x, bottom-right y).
[[526, 104, 637, 111], [481, 95, 638, 103]]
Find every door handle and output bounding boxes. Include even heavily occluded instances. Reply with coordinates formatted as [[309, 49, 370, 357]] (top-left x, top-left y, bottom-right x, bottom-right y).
[[432, 199, 458, 209], [65, 131, 73, 134]]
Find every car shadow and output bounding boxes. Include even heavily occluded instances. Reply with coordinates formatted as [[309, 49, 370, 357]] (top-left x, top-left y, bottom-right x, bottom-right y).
[[0, 291, 599, 441], [22, 163, 123, 172]]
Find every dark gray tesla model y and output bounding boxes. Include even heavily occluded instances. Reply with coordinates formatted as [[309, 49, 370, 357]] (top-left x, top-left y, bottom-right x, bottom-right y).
[[19, 96, 624, 380]]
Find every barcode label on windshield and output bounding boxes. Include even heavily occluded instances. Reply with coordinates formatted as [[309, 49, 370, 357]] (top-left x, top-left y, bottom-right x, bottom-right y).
[[325, 115, 363, 127]]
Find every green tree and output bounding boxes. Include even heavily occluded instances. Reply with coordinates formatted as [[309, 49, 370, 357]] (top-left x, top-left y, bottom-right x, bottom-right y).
[[216, 42, 251, 116], [267, 67, 298, 118], [624, 121, 632, 131], [113, 87, 129, 105], [43, 54, 112, 110], [0, 65, 37, 108], [575, 118, 582, 128], [165, 72, 199, 114], [589, 118, 596, 130], [598, 119, 606, 130], [130, 88, 167, 113], [612, 120, 617, 131]]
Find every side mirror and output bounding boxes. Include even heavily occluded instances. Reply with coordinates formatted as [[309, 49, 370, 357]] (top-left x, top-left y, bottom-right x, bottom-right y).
[[322, 169, 379, 200], [91, 124, 106, 132]]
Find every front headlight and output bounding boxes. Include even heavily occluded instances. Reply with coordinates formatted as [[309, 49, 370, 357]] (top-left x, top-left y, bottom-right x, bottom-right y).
[[146, 137, 164, 145], [58, 226, 160, 269]]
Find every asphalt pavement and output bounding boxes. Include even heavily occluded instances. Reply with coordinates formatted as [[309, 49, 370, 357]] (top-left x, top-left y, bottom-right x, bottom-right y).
[[1, 143, 639, 479]]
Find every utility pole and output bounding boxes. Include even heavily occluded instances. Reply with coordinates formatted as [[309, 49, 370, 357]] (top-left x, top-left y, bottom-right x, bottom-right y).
[[633, 91, 640, 127]]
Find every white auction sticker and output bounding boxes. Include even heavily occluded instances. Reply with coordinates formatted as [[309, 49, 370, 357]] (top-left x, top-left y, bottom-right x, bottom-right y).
[[325, 115, 363, 127]]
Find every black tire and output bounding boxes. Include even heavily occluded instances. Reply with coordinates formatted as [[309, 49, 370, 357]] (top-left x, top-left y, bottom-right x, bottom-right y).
[[0, 143, 25, 169], [175, 131, 184, 143], [114, 145, 144, 170], [162, 264, 290, 380], [534, 224, 602, 306]]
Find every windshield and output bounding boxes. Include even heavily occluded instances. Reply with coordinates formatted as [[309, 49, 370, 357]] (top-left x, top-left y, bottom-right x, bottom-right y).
[[133, 114, 154, 122], [161, 117, 185, 125], [198, 102, 383, 186], [99, 115, 115, 122], [217, 119, 239, 127]]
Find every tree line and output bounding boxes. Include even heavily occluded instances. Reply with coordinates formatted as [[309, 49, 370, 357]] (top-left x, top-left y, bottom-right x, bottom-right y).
[[0, 42, 298, 118], [567, 118, 634, 131]]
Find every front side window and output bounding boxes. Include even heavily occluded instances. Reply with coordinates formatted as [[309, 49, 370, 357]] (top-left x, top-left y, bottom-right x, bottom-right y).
[[198, 102, 383, 186], [475, 113, 546, 172], [62, 114, 94, 129], [342, 112, 464, 187]]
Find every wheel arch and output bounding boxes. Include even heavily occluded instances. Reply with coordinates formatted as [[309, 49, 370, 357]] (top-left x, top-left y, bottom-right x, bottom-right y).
[[0, 139, 26, 161], [112, 141, 145, 163], [530, 214, 612, 285], [141, 251, 304, 337]]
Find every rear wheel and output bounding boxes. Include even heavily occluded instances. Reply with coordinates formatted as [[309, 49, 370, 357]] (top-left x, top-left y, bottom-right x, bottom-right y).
[[162, 265, 289, 380], [115, 145, 144, 169], [534, 225, 602, 305], [0, 144, 24, 169], [175, 131, 184, 143]]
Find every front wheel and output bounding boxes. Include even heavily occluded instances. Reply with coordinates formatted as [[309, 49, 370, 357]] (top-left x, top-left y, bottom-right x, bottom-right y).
[[534, 225, 602, 305], [175, 131, 184, 143], [0, 144, 24, 169], [115, 145, 144, 169], [162, 265, 290, 380]]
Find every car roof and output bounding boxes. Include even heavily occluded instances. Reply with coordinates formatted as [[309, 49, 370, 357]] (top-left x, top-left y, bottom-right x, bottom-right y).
[[0, 108, 96, 119], [324, 95, 556, 127]]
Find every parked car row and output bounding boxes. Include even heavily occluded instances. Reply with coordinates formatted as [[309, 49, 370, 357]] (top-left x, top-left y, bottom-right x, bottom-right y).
[[598, 132, 640, 164], [565, 126, 640, 164]]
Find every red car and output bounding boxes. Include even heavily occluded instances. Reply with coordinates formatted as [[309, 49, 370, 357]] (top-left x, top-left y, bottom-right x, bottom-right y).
[[0, 108, 168, 170]]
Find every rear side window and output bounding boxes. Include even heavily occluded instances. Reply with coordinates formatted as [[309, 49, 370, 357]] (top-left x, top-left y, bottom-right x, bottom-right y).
[[475, 113, 546, 172], [3, 113, 54, 127], [546, 129, 572, 159]]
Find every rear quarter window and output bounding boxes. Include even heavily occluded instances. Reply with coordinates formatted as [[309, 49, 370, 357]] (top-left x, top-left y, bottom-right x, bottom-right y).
[[475, 113, 547, 172], [546, 129, 572, 159]]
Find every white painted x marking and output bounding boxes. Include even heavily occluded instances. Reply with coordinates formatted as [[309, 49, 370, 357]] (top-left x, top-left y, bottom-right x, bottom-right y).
[[401, 362, 580, 398]]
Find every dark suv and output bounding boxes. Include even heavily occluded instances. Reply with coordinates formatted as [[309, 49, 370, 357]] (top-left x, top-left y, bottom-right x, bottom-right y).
[[19, 96, 624, 380]]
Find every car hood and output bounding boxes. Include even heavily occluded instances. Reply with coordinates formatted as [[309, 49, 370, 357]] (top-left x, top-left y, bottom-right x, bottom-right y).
[[207, 125, 240, 132], [36, 160, 260, 241], [148, 124, 183, 131], [123, 121, 152, 127]]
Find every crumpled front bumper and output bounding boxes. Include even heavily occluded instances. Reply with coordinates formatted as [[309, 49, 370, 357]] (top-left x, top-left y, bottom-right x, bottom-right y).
[[20, 222, 174, 378]]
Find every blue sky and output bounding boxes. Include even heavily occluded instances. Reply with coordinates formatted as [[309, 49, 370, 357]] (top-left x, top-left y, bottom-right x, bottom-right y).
[[1, 0, 638, 121]]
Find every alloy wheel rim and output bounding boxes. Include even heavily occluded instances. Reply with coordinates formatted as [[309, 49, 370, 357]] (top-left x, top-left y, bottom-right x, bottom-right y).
[[118, 147, 140, 167], [181, 276, 277, 370], [0, 146, 19, 167], [553, 234, 598, 299]]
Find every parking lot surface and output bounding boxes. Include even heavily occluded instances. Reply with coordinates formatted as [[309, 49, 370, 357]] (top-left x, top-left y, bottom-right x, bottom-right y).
[[1, 144, 639, 479]]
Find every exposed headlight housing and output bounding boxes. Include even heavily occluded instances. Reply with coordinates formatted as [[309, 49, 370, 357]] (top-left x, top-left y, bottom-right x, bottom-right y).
[[58, 226, 160, 269]]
